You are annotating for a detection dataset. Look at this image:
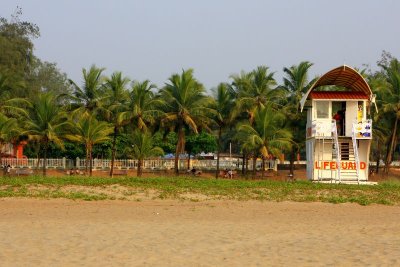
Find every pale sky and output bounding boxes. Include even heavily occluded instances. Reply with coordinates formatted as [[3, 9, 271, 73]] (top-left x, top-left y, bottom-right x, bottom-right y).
[[2, 0, 399, 89]]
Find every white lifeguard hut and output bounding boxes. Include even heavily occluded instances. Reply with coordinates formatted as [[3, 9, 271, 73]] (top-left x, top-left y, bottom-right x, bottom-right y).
[[300, 65, 376, 184]]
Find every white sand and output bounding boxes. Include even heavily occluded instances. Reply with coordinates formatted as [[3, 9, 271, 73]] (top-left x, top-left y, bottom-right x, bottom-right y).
[[0, 199, 399, 266]]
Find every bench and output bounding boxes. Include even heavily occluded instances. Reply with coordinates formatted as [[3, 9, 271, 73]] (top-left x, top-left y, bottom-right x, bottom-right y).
[[113, 169, 128, 176], [15, 169, 34, 176]]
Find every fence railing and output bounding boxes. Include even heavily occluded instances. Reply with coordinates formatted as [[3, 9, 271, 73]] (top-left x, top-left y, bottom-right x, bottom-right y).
[[0, 157, 279, 171]]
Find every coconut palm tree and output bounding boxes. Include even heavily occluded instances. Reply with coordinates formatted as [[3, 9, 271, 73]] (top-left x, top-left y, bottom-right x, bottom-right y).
[[65, 113, 113, 176], [127, 80, 163, 131], [212, 83, 235, 178], [281, 61, 317, 176], [126, 130, 163, 177], [24, 92, 68, 176], [160, 69, 214, 175], [237, 105, 292, 178], [68, 65, 106, 115], [103, 71, 130, 177], [232, 66, 283, 123], [377, 58, 400, 172]]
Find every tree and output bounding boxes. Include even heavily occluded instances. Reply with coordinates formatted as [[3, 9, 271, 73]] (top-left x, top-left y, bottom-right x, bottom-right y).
[[185, 131, 217, 168], [103, 71, 130, 177], [0, 114, 20, 160], [376, 58, 400, 173], [0, 7, 40, 84], [125, 131, 163, 177], [232, 66, 283, 122], [212, 83, 235, 178], [69, 65, 106, 115], [160, 69, 214, 175], [65, 113, 113, 176], [127, 80, 162, 131], [24, 92, 67, 176], [0, 73, 28, 116], [237, 105, 292, 178], [281, 61, 316, 176]]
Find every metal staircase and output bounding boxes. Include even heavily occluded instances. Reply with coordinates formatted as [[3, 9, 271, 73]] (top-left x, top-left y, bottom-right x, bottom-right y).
[[331, 121, 341, 183], [317, 121, 361, 184]]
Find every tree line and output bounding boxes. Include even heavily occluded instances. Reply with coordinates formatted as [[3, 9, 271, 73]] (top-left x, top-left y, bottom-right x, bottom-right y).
[[1, 10, 399, 178]]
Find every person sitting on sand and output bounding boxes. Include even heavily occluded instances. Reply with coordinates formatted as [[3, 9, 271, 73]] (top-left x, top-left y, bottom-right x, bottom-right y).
[[6, 164, 11, 176], [227, 169, 233, 179], [191, 167, 196, 176]]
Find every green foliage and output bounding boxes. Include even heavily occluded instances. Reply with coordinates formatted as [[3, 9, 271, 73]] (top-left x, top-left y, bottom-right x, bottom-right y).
[[237, 105, 292, 158], [186, 131, 217, 155], [160, 69, 215, 173], [153, 131, 177, 154]]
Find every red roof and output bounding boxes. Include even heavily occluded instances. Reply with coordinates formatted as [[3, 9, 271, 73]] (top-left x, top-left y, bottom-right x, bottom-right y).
[[310, 91, 369, 100]]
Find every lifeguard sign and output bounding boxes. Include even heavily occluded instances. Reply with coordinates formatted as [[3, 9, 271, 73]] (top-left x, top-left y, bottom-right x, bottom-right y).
[[300, 65, 375, 183]]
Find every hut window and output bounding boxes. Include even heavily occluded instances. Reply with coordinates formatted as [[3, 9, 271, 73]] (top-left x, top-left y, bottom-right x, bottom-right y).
[[316, 101, 329, 119]]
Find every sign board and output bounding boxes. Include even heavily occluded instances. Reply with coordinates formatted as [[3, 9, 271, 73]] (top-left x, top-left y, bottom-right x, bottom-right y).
[[315, 161, 366, 170]]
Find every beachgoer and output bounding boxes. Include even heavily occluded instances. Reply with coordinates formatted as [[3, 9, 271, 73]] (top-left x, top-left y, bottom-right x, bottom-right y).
[[6, 165, 11, 176], [333, 111, 343, 135], [228, 169, 233, 179], [191, 167, 196, 176], [224, 168, 228, 178]]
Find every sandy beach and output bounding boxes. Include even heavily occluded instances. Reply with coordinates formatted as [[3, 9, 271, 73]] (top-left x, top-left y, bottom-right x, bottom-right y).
[[0, 199, 399, 266]]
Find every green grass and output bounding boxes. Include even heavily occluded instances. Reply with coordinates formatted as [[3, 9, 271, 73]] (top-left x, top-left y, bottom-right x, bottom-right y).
[[0, 175, 399, 205]]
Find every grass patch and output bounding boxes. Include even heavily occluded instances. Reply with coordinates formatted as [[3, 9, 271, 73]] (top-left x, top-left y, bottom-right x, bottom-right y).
[[0, 175, 399, 205]]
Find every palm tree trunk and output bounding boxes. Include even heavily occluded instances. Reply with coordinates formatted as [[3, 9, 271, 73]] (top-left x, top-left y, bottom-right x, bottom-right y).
[[36, 152, 40, 174], [89, 145, 93, 177], [109, 127, 118, 177], [137, 159, 142, 177], [245, 154, 248, 176], [385, 117, 398, 173], [216, 127, 222, 179], [376, 141, 381, 174], [241, 152, 245, 176], [252, 154, 256, 178], [85, 146, 89, 173], [261, 157, 265, 179], [42, 140, 48, 176], [175, 124, 185, 176], [289, 148, 295, 176]]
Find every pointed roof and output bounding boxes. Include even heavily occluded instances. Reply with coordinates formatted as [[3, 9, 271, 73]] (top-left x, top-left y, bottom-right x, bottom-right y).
[[300, 65, 373, 111]]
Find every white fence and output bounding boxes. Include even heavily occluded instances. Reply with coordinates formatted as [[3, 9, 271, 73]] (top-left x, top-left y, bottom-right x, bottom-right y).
[[0, 157, 279, 171]]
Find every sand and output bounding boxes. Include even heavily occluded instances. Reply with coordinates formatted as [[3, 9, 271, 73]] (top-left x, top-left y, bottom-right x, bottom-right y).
[[0, 199, 399, 266]]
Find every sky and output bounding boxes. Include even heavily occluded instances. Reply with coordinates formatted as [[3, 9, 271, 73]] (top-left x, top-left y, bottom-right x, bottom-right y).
[[2, 0, 400, 89]]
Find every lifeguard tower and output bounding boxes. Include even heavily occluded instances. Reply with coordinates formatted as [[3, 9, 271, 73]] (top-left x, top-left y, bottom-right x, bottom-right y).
[[300, 65, 375, 184]]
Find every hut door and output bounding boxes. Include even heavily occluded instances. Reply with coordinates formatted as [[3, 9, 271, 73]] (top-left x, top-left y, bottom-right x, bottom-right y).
[[345, 102, 358, 136]]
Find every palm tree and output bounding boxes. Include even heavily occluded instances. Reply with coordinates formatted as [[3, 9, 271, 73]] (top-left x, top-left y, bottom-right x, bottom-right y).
[[232, 66, 283, 123], [212, 83, 235, 178], [24, 92, 68, 176], [126, 131, 163, 177], [377, 58, 400, 172], [0, 73, 28, 116], [366, 72, 386, 173], [160, 69, 214, 175], [127, 80, 163, 131], [68, 65, 106, 115], [237, 105, 292, 178], [65, 113, 113, 176], [281, 61, 316, 176], [103, 71, 130, 177]]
